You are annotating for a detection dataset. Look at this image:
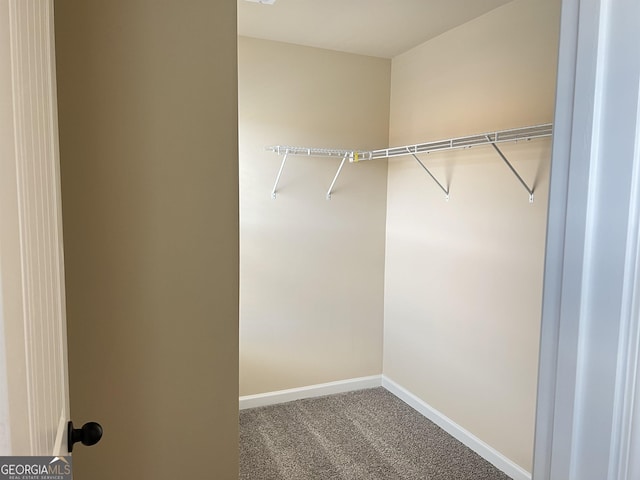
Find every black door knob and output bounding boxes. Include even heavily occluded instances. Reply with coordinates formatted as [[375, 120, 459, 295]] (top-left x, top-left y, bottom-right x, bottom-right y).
[[67, 421, 103, 452]]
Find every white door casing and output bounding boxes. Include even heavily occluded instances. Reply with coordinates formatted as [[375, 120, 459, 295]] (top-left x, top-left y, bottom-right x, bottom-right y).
[[534, 0, 640, 479], [0, 0, 70, 456]]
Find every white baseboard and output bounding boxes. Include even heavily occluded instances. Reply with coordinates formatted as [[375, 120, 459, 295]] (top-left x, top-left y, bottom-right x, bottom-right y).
[[239, 375, 383, 410], [382, 376, 531, 480]]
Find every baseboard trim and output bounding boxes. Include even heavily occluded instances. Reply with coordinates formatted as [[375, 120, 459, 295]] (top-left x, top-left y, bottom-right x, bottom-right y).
[[382, 376, 532, 480], [239, 375, 383, 410]]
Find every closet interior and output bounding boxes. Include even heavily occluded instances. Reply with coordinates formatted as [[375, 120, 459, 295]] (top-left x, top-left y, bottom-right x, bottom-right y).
[[238, 0, 561, 478]]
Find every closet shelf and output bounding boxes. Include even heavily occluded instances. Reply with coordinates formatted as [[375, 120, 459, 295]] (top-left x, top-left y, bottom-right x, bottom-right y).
[[267, 123, 553, 202]]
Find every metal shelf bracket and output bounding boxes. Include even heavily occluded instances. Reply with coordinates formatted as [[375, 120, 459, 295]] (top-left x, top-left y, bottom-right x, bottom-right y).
[[268, 146, 354, 199], [485, 136, 535, 203], [271, 150, 288, 199], [408, 149, 449, 200], [326, 153, 348, 200]]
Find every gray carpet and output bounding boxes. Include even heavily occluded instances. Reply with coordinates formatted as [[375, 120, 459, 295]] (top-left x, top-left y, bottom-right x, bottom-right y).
[[240, 387, 513, 480]]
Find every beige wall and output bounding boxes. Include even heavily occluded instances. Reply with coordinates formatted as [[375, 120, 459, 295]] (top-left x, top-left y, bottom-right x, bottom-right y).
[[54, 1, 239, 479], [383, 0, 560, 472], [238, 37, 390, 395]]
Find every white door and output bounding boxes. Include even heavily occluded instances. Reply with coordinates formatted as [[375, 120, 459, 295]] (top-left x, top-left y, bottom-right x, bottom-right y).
[[0, 0, 70, 456]]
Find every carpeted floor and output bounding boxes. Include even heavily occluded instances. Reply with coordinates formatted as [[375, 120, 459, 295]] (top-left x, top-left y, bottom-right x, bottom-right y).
[[240, 387, 513, 479]]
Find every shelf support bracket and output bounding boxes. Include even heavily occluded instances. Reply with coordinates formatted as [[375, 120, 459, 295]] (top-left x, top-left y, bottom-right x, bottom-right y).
[[326, 153, 348, 200], [271, 151, 289, 199], [409, 150, 449, 200], [486, 136, 534, 203]]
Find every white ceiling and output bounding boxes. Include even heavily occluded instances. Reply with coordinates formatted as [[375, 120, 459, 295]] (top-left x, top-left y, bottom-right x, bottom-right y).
[[238, 0, 514, 59]]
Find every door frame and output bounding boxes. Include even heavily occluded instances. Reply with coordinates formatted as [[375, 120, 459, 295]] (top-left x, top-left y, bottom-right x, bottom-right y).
[[534, 0, 640, 479], [0, 0, 70, 456]]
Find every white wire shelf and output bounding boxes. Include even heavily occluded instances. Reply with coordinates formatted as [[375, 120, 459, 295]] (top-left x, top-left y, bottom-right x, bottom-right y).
[[267, 123, 553, 202], [266, 146, 354, 158], [362, 123, 552, 161]]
